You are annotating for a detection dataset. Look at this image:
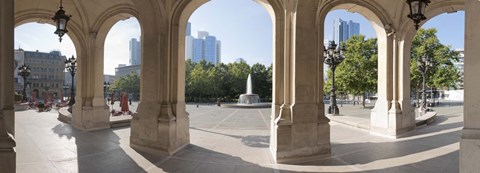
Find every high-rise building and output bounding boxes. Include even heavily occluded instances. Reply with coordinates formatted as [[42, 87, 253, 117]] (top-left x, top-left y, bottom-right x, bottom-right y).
[[197, 31, 209, 39], [193, 38, 204, 63], [129, 38, 141, 65], [349, 20, 360, 38], [185, 35, 194, 60], [216, 40, 222, 64], [186, 22, 191, 36], [184, 25, 222, 65], [333, 18, 360, 44], [15, 49, 66, 98], [204, 36, 217, 64]]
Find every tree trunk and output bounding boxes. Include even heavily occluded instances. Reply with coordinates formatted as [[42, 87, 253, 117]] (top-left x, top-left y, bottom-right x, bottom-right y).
[[362, 92, 366, 108]]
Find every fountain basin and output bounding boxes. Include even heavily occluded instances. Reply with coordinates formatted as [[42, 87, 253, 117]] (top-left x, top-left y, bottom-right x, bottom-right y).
[[221, 102, 271, 108]]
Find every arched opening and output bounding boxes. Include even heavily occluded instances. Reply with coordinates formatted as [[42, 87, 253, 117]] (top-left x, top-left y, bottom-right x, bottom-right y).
[[104, 17, 142, 118], [177, 0, 275, 163], [14, 22, 77, 105], [13, 21, 80, 169], [321, 9, 379, 121], [318, 2, 396, 136]]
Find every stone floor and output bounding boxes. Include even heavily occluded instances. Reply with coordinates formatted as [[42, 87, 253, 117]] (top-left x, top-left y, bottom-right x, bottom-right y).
[[14, 103, 463, 173]]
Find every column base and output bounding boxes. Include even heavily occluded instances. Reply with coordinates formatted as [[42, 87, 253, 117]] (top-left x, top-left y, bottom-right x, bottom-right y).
[[71, 105, 110, 131], [130, 102, 190, 156], [460, 129, 480, 173], [271, 120, 331, 163], [370, 100, 415, 137], [0, 150, 15, 173]]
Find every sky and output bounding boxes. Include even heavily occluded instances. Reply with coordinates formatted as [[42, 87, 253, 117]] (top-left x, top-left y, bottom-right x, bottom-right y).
[[14, 1, 465, 75]]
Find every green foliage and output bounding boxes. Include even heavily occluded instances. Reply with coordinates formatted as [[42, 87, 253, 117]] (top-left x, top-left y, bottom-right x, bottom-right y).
[[111, 72, 140, 95], [14, 92, 23, 102], [185, 60, 273, 102], [410, 28, 461, 91], [324, 35, 378, 106]]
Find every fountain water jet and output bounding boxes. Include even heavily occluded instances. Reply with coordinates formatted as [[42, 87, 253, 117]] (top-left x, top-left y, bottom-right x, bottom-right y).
[[222, 74, 270, 108], [238, 74, 260, 104]]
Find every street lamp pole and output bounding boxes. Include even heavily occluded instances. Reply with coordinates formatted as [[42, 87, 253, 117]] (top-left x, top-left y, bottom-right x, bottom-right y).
[[104, 82, 110, 101], [418, 56, 431, 115], [65, 56, 77, 111], [324, 41, 346, 115], [18, 64, 31, 103]]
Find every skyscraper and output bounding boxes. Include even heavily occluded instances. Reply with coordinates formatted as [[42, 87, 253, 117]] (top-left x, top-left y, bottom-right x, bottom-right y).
[[193, 38, 204, 62], [204, 35, 217, 63], [186, 22, 191, 36], [197, 31, 209, 39], [185, 35, 194, 60], [333, 18, 360, 44], [129, 38, 141, 65], [184, 24, 222, 65], [216, 40, 222, 64]]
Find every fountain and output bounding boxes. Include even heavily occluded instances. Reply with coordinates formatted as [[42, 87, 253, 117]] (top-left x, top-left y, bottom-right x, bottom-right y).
[[222, 74, 270, 108], [238, 74, 260, 104]]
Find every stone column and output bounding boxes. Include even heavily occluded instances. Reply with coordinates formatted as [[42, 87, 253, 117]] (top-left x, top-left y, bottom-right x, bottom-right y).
[[460, 0, 480, 172], [370, 28, 395, 136], [372, 29, 416, 137], [71, 33, 110, 131], [270, 0, 330, 163], [396, 30, 416, 134], [130, 6, 189, 154], [0, 0, 16, 172]]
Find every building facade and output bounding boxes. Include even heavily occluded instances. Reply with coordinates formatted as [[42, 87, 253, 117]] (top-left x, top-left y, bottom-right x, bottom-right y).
[[129, 38, 141, 65], [204, 35, 217, 64], [186, 28, 222, 65], [333, 18, 360, 44], [455, 48, 465, 89], [115, 64, 141, 78], [16, 49, 66, 98]]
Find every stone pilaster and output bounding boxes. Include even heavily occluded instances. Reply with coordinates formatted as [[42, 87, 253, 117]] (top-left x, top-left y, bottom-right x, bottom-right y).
[[71, 32, 110, 131], [130, 10, 189, 154], [370, 27, 395, 136], [270, 0, 330, 163], [0, 0, 16, 172], [460, 1, 480, 172]]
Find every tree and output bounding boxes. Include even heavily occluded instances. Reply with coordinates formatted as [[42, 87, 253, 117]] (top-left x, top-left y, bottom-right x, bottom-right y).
[[410, 28, 461, 103], [250, 63, 272, 101], [324, 35, 378, 107], [228, 60, 251, 99], [111, 72, 140, 97]]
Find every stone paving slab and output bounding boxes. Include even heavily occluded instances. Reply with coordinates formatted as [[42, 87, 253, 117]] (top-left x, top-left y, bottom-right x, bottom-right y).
[[14, 103, 464, 173]]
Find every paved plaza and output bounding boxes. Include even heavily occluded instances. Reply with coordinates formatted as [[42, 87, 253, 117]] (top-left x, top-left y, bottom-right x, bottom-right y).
[[14, 103, 463, 173]]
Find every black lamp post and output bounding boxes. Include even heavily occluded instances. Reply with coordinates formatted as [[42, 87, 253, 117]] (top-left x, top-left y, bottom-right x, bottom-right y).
[[52, 0, 71, 42], [18, 64, 31, 103], [104, 82, 110, 100], [65, 56, 77, 110], [417, 56, 432, 114], [407, 0, 431, 30], [324, 41, 346, 115]]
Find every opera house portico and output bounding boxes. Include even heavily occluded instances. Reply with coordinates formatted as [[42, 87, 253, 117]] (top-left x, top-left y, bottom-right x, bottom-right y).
[[1, 0, 479, 172]]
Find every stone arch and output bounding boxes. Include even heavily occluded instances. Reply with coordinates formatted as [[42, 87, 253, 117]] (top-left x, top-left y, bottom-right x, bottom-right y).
[[171, 0, 282, 111], [86, 3, 142, 112], [399, 0, 465, 50], [394, 1, 465, 129], [91, 4, 141, 46], [317, 1, 411, 136], [14, 9, 85, 59]]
